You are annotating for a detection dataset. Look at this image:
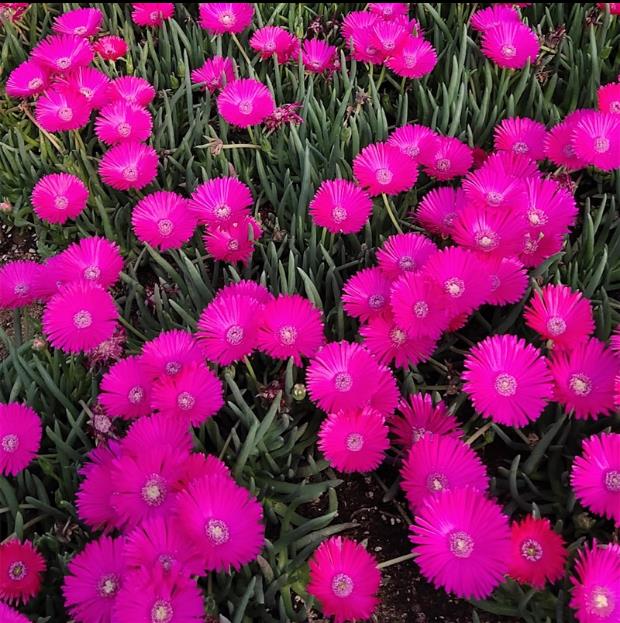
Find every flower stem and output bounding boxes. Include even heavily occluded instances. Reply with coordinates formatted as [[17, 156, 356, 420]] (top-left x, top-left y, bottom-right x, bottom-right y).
[[382, 193, 403, 234], [231, 33, 254, 75], [244, 356, 257, 383], [465, 421, 494, 446], [378, 552, 416, 570]]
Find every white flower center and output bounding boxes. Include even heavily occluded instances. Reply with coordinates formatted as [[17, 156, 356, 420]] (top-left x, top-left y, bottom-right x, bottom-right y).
[[165, 361, 181, 375], [219, 11, 236, 25], [331, 573, 354, 598], [177, 391, 195, 411], [56, 57, 71, 70], [501, 44, 517, 59], [495, 373, 517, 396], [74, 26, 87, 35], [141, 474, 167, 506], [569, 373, 592, 397], [239, 99, 253, 115], [512, 141, 529, 155], [215, 204, 231, 220], [345, 432, 364, 452], [444, 277, 465, 298], [8, 561, 26, 581], [226, 324, 244, 345], [127, 386, 144, 404], [368, 294, 385, 310], [520, 538, 543, 562], [83, 265, 101, 281], [54, 195, 69, 210], [278, 325, 298, 346], [589, 586, 615, 617], [390, 327, 407, 346], [13, 283, 29, 296], [486, 191, 504, 206], [151, 599, 174, 623], [205, 518, 230, 545], [123, 166, 138, 181], [80, 87, 93, 100], [426, 472, 449, 492], [1, 434, 19, 453], [334, 372, 353, 392], [376, 168, 393, 184], [97, 573, 120, 598], [404, 53, 418, 68], [332, 205, 347, 224], [449, 530, 474, 559], [157, 219, 174, 236], [117, 121, 132, 137], [28, 78, 43, 90], [475, 230, 498, 251], [413, 300, 429, 318], [546, 316, 566, 336], [436, 158, 451, 172], [398, 255, 415, 271], [58, 106, 74, 121], [73, 310, 93, 329], [594, 136, 610, 154], [527, 207, 548, 226], [604, 470, 620, 492]]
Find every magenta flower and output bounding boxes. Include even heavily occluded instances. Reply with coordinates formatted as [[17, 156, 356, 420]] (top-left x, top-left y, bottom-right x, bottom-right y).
[[0, 403, 41, 476], [353, 142, 418, 196], [346, 20, 387, 65], [63, 536, 125, 623], [5, 60, 49, 98], [480, 149, 539, 179], [95, 101, 153, 145], [415, 186, 466, 236], [122, 413, 193, 458], [463, 334, 553, 427], [0, 540, 45, 605], [483, 255, 528, 306], [99, 355, 152, 420], [388, 124, 439, 161], [301, 39, 337, 74], [318, 407, 389, 473], [198, 3, 254, 34], [99, 141, 158, 190], [0, 260, 41, 309], [521, 175, 577, 238], [309, 179, 372, 234], [369, 20, 408, 57], [35, 87, 92, 132], [140, 329, 204, 380], [461, 162, 526, 210], [470, 5, 520, 31], [190, 56, 235, 93], [132, 191, 197, 251], [549, 338, 617, 420], [509, 516, 567, 589], [376, 232, 438, 279], [203, 216, 262, 265], [481, 22, 540, 70], [176, 474, 264, 571], [598, 82, 620, 115], [571, 433, 620, 526], [217, 78, 275, 128], [421, 135, 473, 180], [179, 453, 230, 488], [56, 236, 122, 289], [386, 36, 437, 78], [58, 66, 111, 110], [307, 536, 380, 623], [494, 116, 547, 161], [131, 3, 174, 27], [189, 176, 252, 226], [93, 36, 128, 61], [0, 602, 30, 623], [42, 281, 118, 354], [368, 364, 400, 416], [106, 76, 156, 107], [572, 111, 620, 171], [250, 26, 299, 63], [32, 34, 93, 73], [401, 435, 488, 510], [342, 267, 392, 321], [214, 279, 273, 305], [410, 486, 511, 599], [544, 113, 589, 170], [368, 3, 409, 19], [53, 7, 103, 37]]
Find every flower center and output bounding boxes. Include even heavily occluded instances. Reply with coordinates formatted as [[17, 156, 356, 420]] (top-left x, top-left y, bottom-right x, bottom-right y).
[[123, 166, 138, 181], [604, 470, 620, 492], [512, 141, 529, 155], [1, 434, 19, 453], [444, 277, 465, 298], [332, 205, 347, 224], [239, 99, 253, 115], [404, 53, 418, 68], [13, 283, 29, 296], [227, 239, 239, 251], [412, 426, 426, 442], [527, 207, 548, 226], [54, 195, 69, 210], [376, 168, 393, 185], [398, 255, 415, 271], [610, 101, 620, 114], [426, 472, 449, 492], [150, 10, 161, 21], [177, 391, 195, 411], [495, 373, 517, 396], [436, 158, 451, 172], [157, 219, 174, 236], [413, 300, 429, 318], [56, 57, 71, 70], [8, 561, 26, 581], [490, 275, 501, 291], [127, 385, 144, 404], [158, 554, 174, 571], [205, 518, 230, 545], [264, 41, 276, 52], [278, 325, 298, 346], [104, 44, 115, 55], [80, 87, 93, 100], [117, 121, 132, 137], [345, 432, 364, 452], [334, 372, 353, 392], [151, 599, 174, 623], [546, 316, 566, 336], [589, 586, 615, 617], [475, 230, 498, 251], [449, 531, 474, 558], [28, 78, 43, 90], [58, 106, 74, 121], [563, 143, 575, 157], [569, 373, 592, 396], [74, 26, 87, 35], [390, 327, 407, 346], [486, 191, 504, 206], [97, 573, 120, 598], [443, 211, 457, 227], [219, 11, 236, 26], [73, 310, 93, 329], [141, 473, 167, 507], [165, 361, 181, 375], [405, 144, 420, 157], [520, 538, 544, 562], [225, 324, 244, 345], [83, 265, 101, 281], [215, 204, 231, 220], [501, 44, 517, 58], [594, 136, 610, 153], [331, 573, 354, 598], [368, 294, 385, 310]]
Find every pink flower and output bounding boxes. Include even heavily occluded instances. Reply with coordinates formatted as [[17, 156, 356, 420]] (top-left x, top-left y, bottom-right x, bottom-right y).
[[483, 255, 528, 306], [190, 56, 235, 93], [307, 536, 380, 623], [360, 311, 436, 368], [56, 236, 122, 289], [0, 403, 41, 476], [598, 82, 620, 115], [342, 11, 379, 43], [217, 78, 275, 127], [401, 435, 488, 510], [519, 230, 565, 268], [0, 540, 45, 605], [571, 433, 620, 526], [368, 3, 409, 19], [421, 136, 473, 180], [257, 294, 324, 364], [301, 39, 337, 73], [99, 356, 151, 420], [508, 516, 566, 588], [53, 7, 103, 37], [99, 141, 158, 190], [176, 474, 264, 571], [250, 26, 299, 63], [95, 101, 153, 145], [480, 149, 539, 179], [346, 23, 387, 64], [306, 341, 383, 412], [189, 177, 252, 226], [57, 66, 111, 109], [32, 34, 93, 73], [389, 393, 460, 450], [388, 124, 439, 161], [42, 281, 118, 354], [0, 603, 30, 623], [415, 186, 466, 236], [342, 267, 391, 321], [308, 179, 372, 234], [132, 191, 197, 251], [179, 453, 230, 488], [463, 334, 553, 427], [151, 362, 224, 426], [598, 2, 620, 13], [481, 22, 540, 70], [549, 338, 618, 420], [368, 364, 400, 416], [106, 76, 156, 107], [461, 162, 526, 210], [572, 111, 620, 171], [544, 110, 589, 170], [0, 3, 28, 22], [377, 232, 437, 279], [386, 36, 437, 78], [131, 3, 174, 27], [5, 60, 49, 98], [494, 116, 547, 161], [370, 20, 408, 56], [140, 330, 204, 380], [35, 87, 92, 132], [410, 487, 511, 599], [93, 36, 128, 61], [63, 536, 125, 623], [123, 516, 203, 576], [214, 279, 273, 305], [521, 175, 577, 238], [203, 216, 262, 264], [318, 407, 388, 472], [0, 260, 41, 309], [122, 413, 193, 457], [198, 3, 254, 34], [524, 284, 594, 349], [470, 5, 520, 31], [571, 542, 620, 622], [197, 294, 260, 365], [353, 142, 418, 196]]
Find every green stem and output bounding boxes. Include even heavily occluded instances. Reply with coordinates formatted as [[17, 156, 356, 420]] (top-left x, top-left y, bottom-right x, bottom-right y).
[[13, 309, 22, 346], [382, 194, 403, 233], [243, 355, 257, 383], [231, 33, 254, 75], [466, 421, 494, 446], [378, 552, 416, 570]]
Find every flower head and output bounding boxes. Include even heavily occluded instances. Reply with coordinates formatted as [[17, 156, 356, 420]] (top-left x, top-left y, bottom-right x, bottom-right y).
[[481, 22, 540, 70], [214, 279, 273, 305], [131, 3, 174, 27], [483, 256, 528, 306], [35, 87, 92, 132], [307, 537, 380, 623], [106, 76, 156, 107], [342, 267, 392, 321], [189, 177, 252, 226], [0, 603, 30, 623], [5, 60, 49, 98], [0, 260, 41, 309], [415, 186, 466, 236], [0, 403, 42, 476], [203, 216, 262, 265], [470, 5, 521, 31], [421, 136, 473, 180], [353, 142, 418, 196], [53, 7, 103, 37], [410, 487, 511, 599], [95, 101, 153, 145], [132, 191, 197, 250], [386, 36, 437, 78], [217, 78, 275, 128], [598, 82, 620, 115], [494, 117, 547, 161], [572, 111, 620, 171], [250, 26, 299, 63], [122, 413, 193, 458], [368, 364, 400, 417], [302, 39, 337, 74], [93, 36, 128, 61], [461, 162, 527, 210], [309, 179, 372, 234], [190, 56, 235, 93], [32, 34, 93, 73], [56, 66, 110, 109], [198, 3, 254, 34], [99, 356, 151, 420], [369, 20, 408, 56], [141, 330, 204, 380], [31, 172, 88, 224], [544, 114, 589, 170], [318, 407, 389, 473], [0, 540, 45, 605], [377, 232, 437, 279], [56, 236, 122, 289], [463, 334, 553, 427], [99, 141, 158, 190], [388, 124, 439, 162], [368, 3, 409, 19]]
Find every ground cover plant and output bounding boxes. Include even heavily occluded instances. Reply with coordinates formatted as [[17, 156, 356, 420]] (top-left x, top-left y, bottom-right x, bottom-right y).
[[0, 2, 620, 622]]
